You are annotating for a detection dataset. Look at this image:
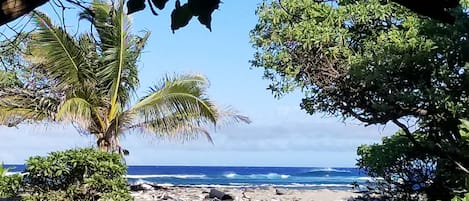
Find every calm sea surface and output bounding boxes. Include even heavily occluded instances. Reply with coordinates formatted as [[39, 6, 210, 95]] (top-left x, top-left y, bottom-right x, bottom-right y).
[[4, 165, 370, 190]]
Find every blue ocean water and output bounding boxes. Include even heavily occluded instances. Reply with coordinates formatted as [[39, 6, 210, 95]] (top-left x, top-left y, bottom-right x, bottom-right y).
[[4, 165, 370, 190]]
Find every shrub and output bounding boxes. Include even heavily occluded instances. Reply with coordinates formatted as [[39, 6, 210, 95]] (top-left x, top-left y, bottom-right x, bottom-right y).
[[22, 148, 132, 201], [357, 131, 467, 201], [0, 164, 22, 199]]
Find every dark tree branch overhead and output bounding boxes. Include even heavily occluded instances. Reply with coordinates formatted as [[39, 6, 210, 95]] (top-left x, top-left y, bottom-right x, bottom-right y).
[[0, 0, 221, 32], [0, 0, 48, 26], [391, 0, 460, 24], [0, 0, 461, 27]]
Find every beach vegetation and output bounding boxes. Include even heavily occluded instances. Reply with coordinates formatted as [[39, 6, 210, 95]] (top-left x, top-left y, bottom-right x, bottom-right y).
[[0, 0, 250, 155], [21, 148, 131, 201], [0, 164, 22, 199], [357, 131, 467, 200], [251, 0, 469, 199]]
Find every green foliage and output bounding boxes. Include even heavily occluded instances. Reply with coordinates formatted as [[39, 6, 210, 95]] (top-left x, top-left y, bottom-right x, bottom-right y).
[[251, 0, 469, 128], [0, 164, 9, 176], [0, 164, 22, 199], [357, 130, 469, 200], [452, 175, 469, 201], [22, 148, 132, 201], [251, 2, 469, 197], [453, 194, 469, 201], [0, 71, 21, 88]]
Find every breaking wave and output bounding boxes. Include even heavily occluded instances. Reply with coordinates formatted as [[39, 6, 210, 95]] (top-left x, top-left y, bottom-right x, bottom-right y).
[[126, 174, 206, 179]]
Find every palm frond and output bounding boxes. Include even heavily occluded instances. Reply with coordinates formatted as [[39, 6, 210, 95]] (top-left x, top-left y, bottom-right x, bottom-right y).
[[30, 11, 93, 90], [0, 87, 59, 126], [126, 114, 214, 143], [83, 1, 137, 120], [56, 97, 93, 130], [0, 108, 49, 127], [213, 106, 252, 128], [130, 73, 217, 125], [124, 73, 251, 142]]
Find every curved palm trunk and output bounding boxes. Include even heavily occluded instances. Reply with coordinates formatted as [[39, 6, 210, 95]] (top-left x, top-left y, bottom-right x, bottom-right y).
[[96, 133, 110, 151], [96, 132, 124, 155]]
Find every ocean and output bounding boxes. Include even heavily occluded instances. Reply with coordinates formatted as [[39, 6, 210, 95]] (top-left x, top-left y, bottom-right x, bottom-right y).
[[4, 165, 371, 190]]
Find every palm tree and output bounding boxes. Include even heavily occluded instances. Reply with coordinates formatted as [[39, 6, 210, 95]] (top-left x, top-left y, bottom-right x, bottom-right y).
[[0, 0, 250, 154]]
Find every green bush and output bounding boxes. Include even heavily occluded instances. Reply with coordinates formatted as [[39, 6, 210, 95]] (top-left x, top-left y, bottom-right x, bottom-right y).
[[357, 130, 468, 200], [453, 193, 469, 201], [22, 148, 132, 201], [0, 164, 22, 199]]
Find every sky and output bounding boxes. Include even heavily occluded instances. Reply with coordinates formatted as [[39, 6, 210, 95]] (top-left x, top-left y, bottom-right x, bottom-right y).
[[0, 1, 398, 167]]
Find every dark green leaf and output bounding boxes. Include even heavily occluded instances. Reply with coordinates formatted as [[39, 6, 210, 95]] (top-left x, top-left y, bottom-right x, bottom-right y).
[[171, 2, 193, 32], [197, 14, 212, 31], [151, 0, 169, 10], [127, 0, 146, 14], [188, 0, 220, 31]]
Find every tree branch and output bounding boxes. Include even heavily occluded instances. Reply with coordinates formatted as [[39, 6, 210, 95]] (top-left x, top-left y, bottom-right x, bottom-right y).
[[392, 119, 419, 146]]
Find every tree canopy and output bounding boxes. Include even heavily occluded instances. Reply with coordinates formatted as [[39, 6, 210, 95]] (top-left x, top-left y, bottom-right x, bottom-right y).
[[251, 0, 469, 196], [0, 0, 463, 32]]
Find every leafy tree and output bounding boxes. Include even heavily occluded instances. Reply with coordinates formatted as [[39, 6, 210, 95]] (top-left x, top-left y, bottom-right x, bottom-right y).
[[0, 0, 462, 30], [357, 120, 469, 200], [0, 0, 250, 154], [251, 0, 469, 198], [251, 0, 469, 166]]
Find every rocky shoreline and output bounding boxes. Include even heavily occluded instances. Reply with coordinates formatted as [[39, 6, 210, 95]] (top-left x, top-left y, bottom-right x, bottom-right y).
[[130, 183, 361, 201]]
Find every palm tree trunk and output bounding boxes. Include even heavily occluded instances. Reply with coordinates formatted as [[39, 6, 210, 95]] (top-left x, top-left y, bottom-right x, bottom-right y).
[[96, 133, 111, 152], [97, 132, 123, 155]]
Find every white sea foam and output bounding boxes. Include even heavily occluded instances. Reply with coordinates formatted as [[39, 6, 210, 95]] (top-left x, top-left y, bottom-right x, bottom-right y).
[[263, 173, 290, 179], [308, 168, 351, 173], [356, 177, 373, 181], [126, 174, 206, 179], [224, 173, 237, 178], [129, 180, 353, 189], [225, 173, 291, 179], [273, 183, 354, 188], [184, 183, 352, 188], [5, 172, 24, 176]]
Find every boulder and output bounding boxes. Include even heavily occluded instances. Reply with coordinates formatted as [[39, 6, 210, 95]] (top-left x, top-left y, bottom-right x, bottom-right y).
[[208, 189, 233, 200]]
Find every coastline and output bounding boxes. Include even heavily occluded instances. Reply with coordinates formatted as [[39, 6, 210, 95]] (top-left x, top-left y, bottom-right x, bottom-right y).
[[130, 184, 362, 201]]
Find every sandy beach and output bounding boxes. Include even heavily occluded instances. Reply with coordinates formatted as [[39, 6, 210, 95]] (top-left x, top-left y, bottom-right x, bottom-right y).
[[131, 185, 361, 201]]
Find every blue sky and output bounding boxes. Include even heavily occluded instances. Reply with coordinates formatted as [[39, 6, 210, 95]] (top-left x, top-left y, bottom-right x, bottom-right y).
[[0, 1, 398, 167]]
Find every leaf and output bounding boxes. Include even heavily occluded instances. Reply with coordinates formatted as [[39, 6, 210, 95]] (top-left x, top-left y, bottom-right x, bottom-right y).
[[171, 1, 193, 32], [127, 0, 146, 14], [188, 0, 220, 31], [151, 0, 169, 10]]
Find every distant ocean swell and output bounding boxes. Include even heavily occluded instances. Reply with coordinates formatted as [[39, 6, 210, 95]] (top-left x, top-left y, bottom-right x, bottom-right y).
[[126, 174, 207, 179], [4, 165, 371, 190], [124, 166, 372, 190]]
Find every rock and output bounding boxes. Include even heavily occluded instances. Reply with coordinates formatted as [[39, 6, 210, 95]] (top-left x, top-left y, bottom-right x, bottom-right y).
[[130, 183, 154, 191], [208, 189, 233, 200], [275, 188, 285, 195]]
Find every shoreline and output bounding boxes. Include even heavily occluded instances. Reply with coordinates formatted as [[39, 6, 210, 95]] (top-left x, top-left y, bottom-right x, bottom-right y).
[[130, 183, 362, 201]]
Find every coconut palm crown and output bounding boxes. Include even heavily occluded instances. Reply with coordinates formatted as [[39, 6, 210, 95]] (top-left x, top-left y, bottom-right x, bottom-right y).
[[0, 0, 250, 154]]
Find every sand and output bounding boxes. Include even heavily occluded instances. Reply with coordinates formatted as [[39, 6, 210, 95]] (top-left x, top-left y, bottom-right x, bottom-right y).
[[131, 185, 361, 201]]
